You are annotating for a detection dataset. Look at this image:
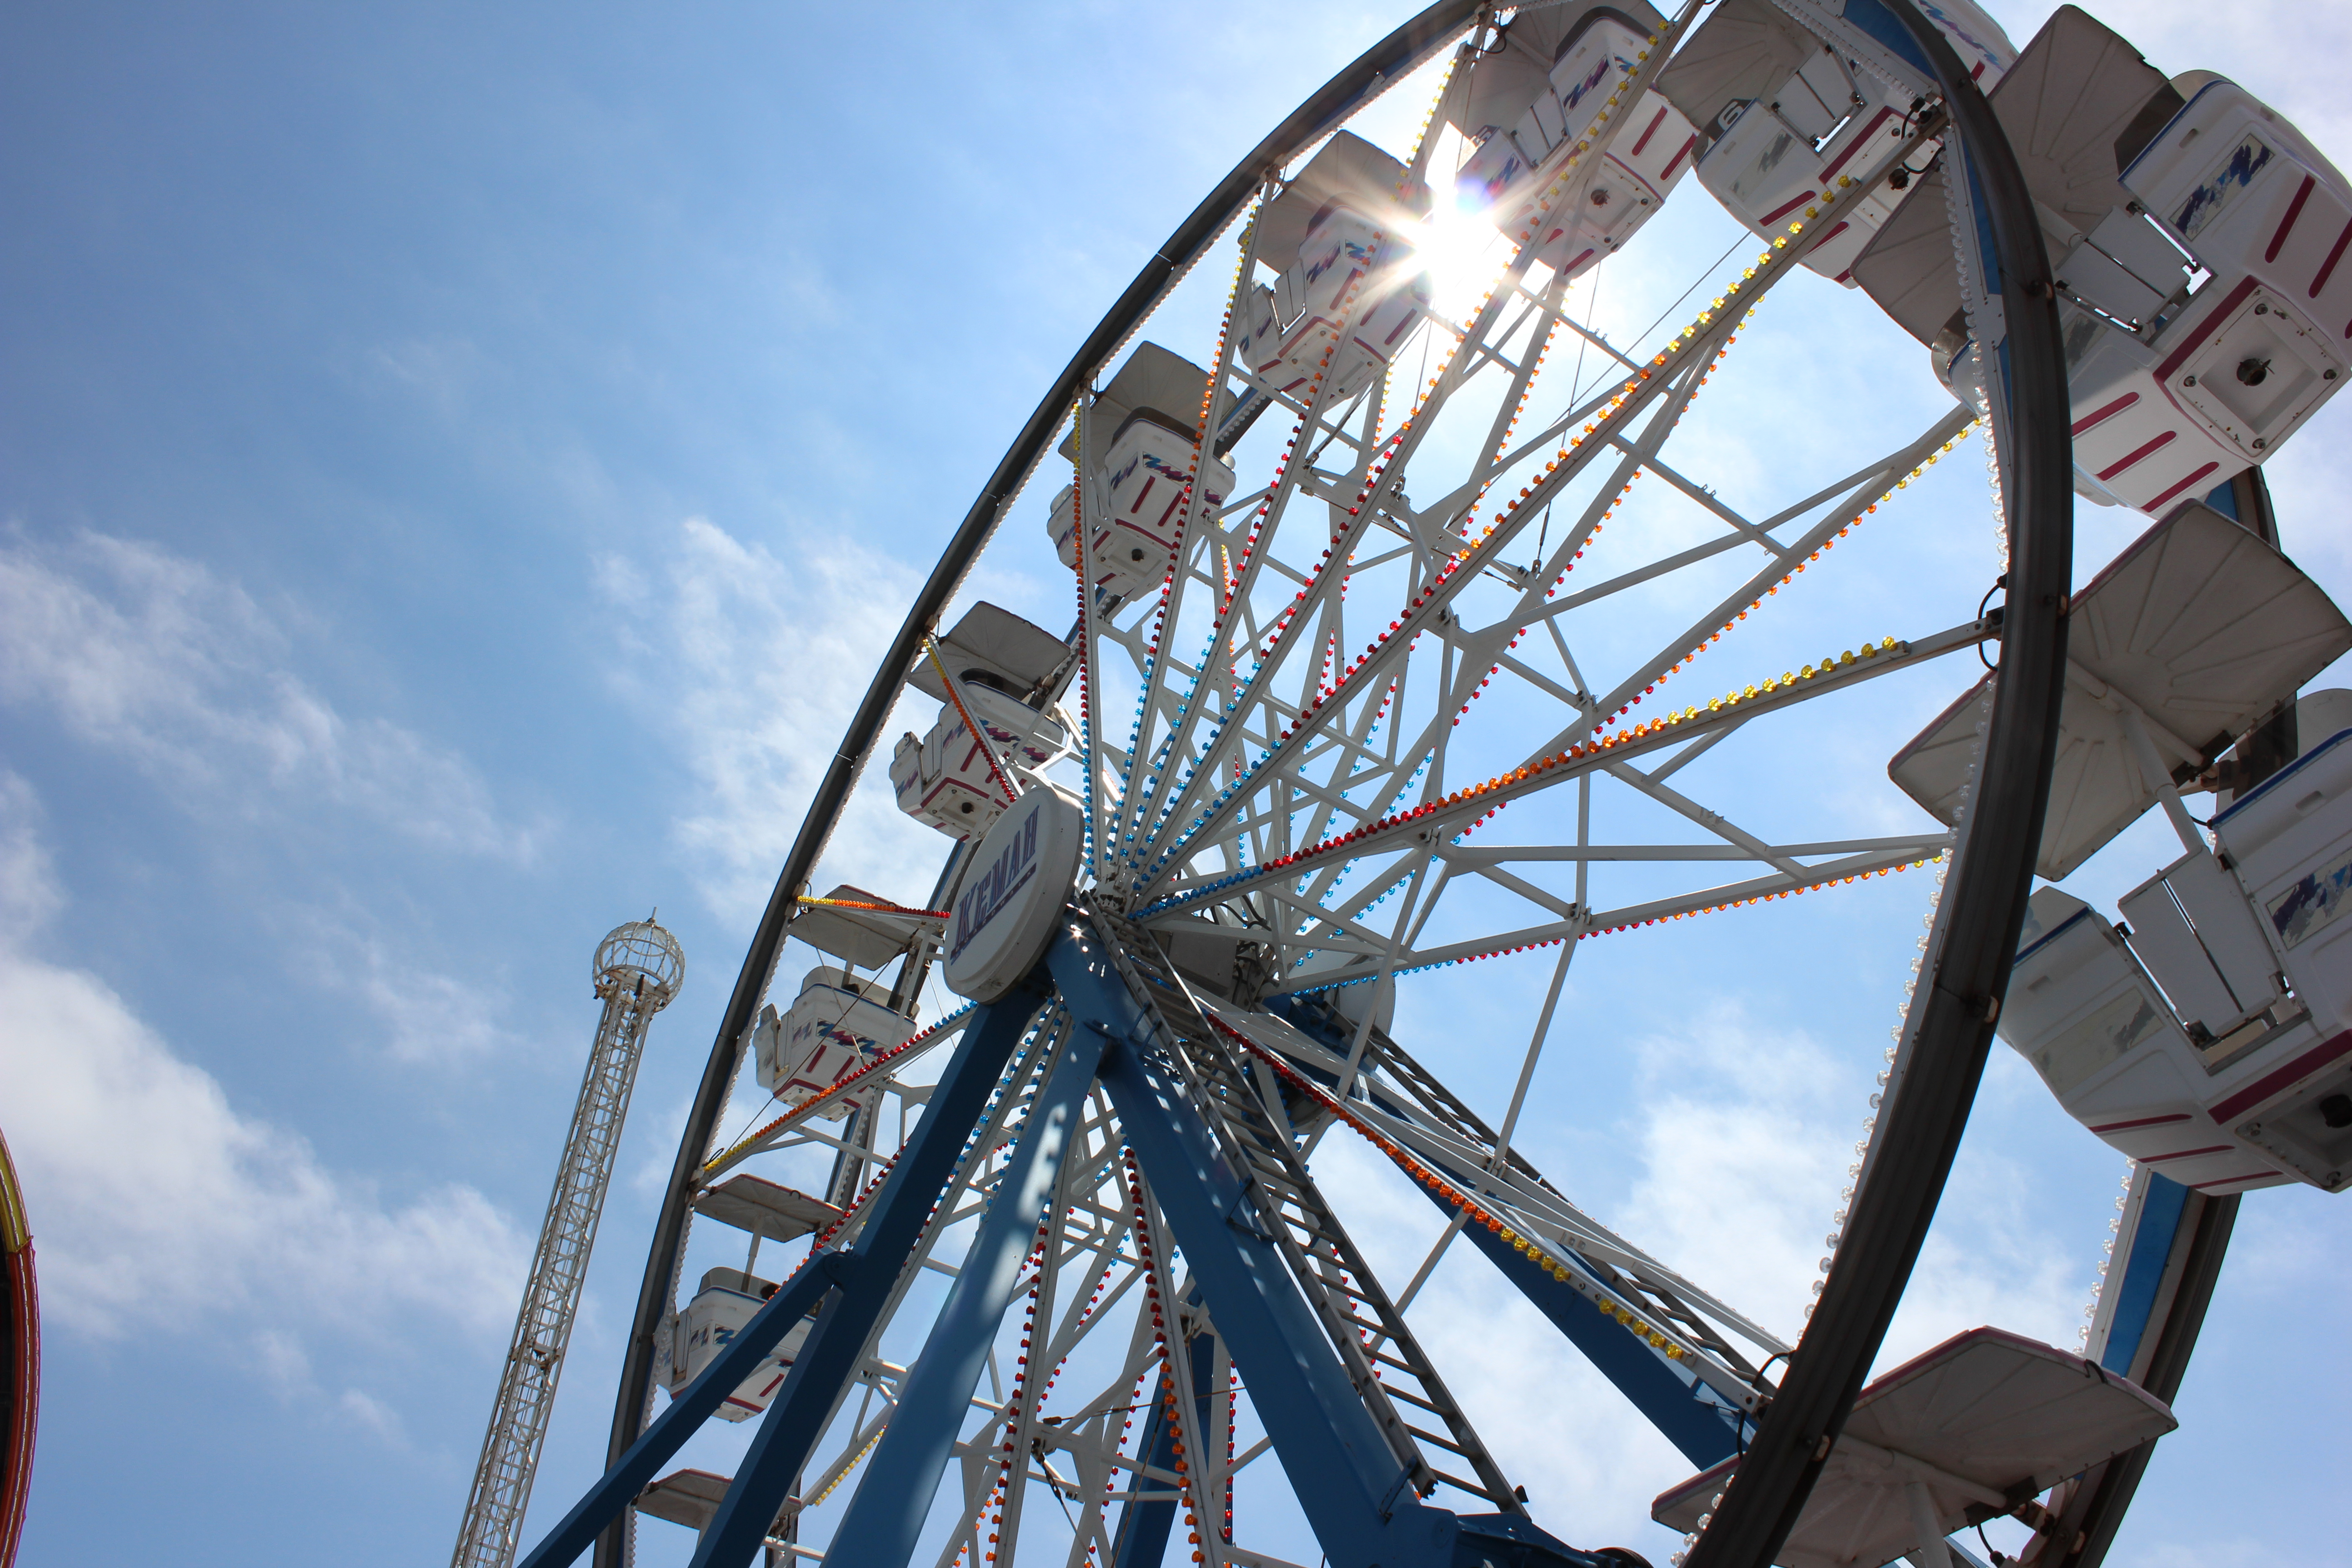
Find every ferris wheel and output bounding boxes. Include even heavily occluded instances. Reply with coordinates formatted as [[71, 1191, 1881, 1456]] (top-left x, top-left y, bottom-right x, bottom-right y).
[[512, 3, 2352, 1567]]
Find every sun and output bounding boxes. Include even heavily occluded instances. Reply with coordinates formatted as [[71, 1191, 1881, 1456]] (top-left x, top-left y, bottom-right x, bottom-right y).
[[1413, 163, 1513, 325]]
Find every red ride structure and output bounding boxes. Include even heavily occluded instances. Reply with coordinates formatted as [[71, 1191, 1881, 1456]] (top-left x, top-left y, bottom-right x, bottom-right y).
[[0, 1127, 37, 1568]]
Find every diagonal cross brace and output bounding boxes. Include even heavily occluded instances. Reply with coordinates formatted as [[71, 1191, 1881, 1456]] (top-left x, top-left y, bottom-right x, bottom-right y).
[[513, 1253, 851, 1568], [514, 985, 1048, 1568], [685, 989, 1054, 1568]]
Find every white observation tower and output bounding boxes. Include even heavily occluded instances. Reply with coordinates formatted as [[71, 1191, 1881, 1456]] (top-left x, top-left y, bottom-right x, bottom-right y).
[[453, 917, 685, 1568]]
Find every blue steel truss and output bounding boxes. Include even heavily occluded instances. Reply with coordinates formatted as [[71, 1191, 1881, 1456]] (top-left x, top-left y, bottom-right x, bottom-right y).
[[516, 912, 1704, 1568], [515, 980, 1049, 1568], [821, 1012, 1111, 1568], [1263, 997, 1749, 1468]]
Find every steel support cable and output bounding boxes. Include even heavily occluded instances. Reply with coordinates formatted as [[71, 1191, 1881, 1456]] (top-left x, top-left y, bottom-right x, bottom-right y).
[[594, 15, 1486, 1548], [1677, 4, 2073, 1567]]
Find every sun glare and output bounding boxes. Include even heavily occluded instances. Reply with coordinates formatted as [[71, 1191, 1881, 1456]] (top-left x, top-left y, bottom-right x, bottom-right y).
[[1410, 123, 1510, 325], [1416, 192, 1509, 325]]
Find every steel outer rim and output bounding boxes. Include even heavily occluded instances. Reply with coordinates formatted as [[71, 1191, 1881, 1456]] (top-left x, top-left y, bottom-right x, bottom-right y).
[[1676, 2, 2077, 1564]]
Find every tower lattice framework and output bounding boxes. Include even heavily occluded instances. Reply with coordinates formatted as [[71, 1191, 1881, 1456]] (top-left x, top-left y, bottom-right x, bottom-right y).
[[453, 918, 685, 1568]]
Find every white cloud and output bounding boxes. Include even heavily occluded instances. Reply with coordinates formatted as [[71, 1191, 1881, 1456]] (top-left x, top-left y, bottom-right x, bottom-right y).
[[0, 774, 528, 1344], [255, 1328, 314, 1396], [0, 771, 61, 943], [0, 527, 540, 859], [1615, 1002, 1859, 1348], [287, 919, 525, 1068], [251, 1332, 421, 1451], [598, 515, 951, 922], [1616, 999, 2087, 1372], [356, 942, 520, 1066], [337, 1387, 409, 1446], [371, 333, 492, 421]]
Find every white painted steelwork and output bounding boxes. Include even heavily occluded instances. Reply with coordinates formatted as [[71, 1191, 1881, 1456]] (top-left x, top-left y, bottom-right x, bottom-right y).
[[612, 5, 2352, 1563]]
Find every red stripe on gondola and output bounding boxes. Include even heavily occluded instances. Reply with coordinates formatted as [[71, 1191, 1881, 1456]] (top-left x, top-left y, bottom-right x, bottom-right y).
[[2088, 1111, 2192, 1133], [1630, 104, 1670, 158], [1760, 190, 1819, 227], [1661, 136, 1697, 181], [2210, 1028, 2352, 1124], [1819, 108, 1895, 183], [2070, 392, 2140, 436], [2156, 274, 2259, 382], [2144, 461, 2221, 511], [2312, 216, 2352, 298], [2267, 174, 2315, 263], [2097, 429, 2176, 480]]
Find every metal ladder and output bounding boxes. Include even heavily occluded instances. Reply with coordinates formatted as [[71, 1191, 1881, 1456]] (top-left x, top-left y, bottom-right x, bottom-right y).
[[1088, 904, 1524, 1514], [1350, 1024, 1766, 1385]]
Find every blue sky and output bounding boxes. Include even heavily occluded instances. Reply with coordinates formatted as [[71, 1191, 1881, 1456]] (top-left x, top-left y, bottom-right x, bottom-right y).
[[4, 2, 2350, 1565]]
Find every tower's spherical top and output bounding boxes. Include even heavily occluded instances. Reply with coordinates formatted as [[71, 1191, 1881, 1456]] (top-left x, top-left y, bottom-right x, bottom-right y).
[[595, 918, 685, 1007]]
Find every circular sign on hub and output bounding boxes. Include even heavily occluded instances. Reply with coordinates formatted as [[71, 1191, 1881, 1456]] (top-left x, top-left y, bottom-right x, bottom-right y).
[[942, 785, 1083, 1002]]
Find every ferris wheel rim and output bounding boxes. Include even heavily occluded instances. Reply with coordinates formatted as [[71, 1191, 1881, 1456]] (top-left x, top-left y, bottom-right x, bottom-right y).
[[1675, 0, 2076, 1560], [595, 0, 2088, 1560]]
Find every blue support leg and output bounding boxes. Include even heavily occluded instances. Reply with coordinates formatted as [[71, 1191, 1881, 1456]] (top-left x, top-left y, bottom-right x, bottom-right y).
[[1419, 1185, 1744, 1470], [1046, 924, 1465, 1568], [1269, 999, 1745, 1467], [821, 1012, 1112, 1568], [681, 984, 1051, 1568], [515, 1254, 851, 1568]]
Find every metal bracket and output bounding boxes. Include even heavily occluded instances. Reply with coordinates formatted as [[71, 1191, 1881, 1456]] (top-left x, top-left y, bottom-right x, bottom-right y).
[[1225, 1190, 1276, 1241]]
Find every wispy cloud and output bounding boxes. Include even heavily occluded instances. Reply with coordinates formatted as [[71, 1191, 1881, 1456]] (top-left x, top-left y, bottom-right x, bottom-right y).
[[286, 914, 527, 1068], [0, 527, 542, 859], [353, 938, 521, 1066], [0, 771, 62, 942], [597, 515, 953, 922], [336, 1387, 410, 1447], [1617, 997, 2087, 1367], [0, 773, 529, 1344]]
